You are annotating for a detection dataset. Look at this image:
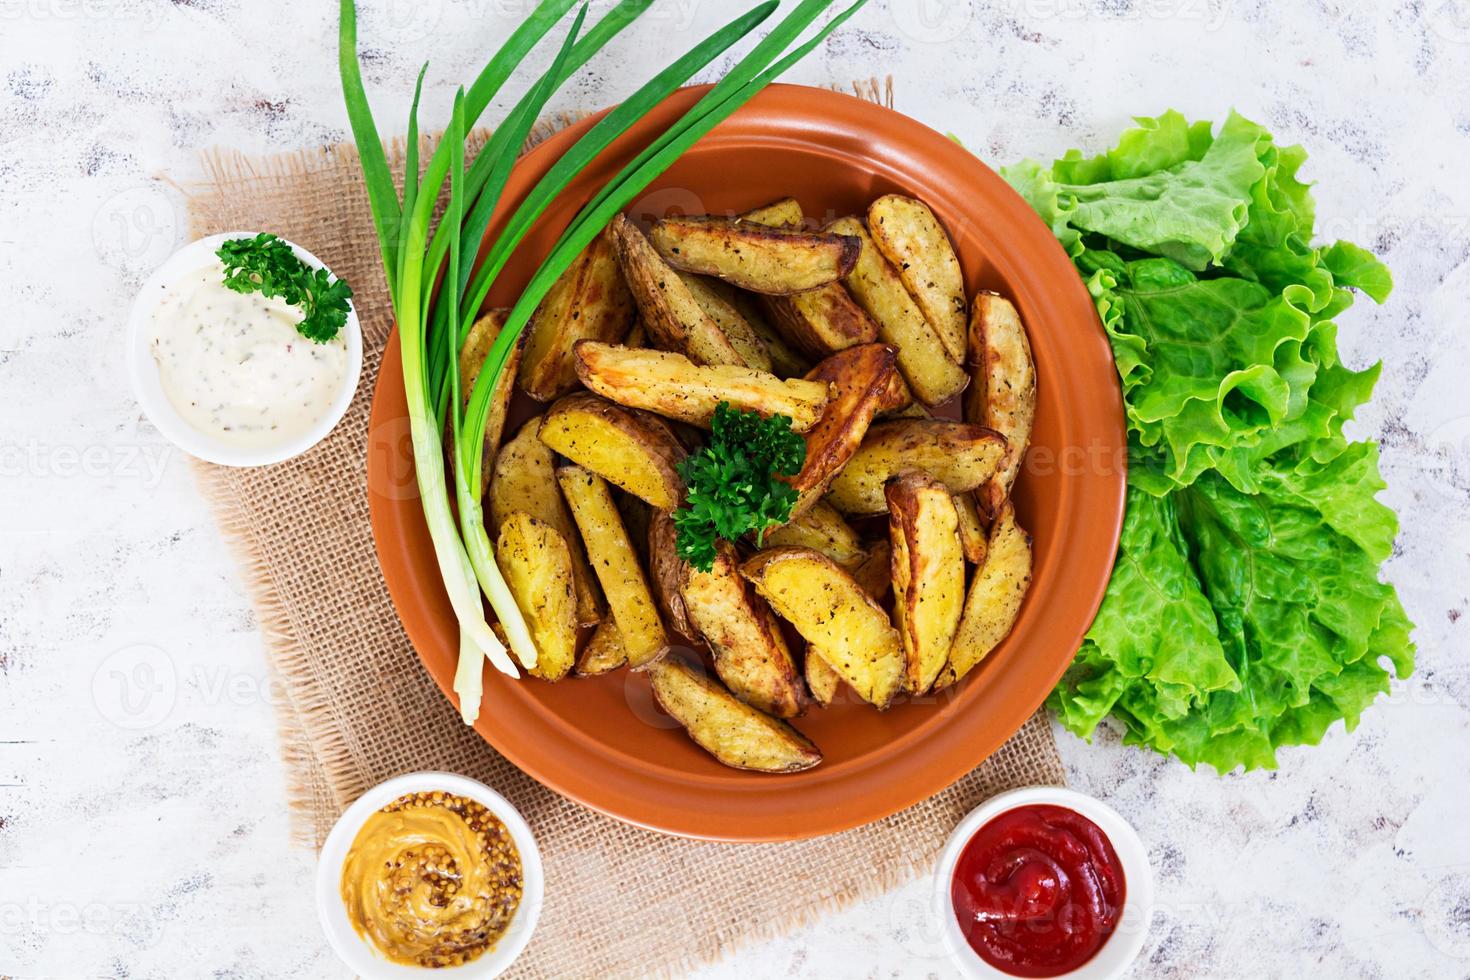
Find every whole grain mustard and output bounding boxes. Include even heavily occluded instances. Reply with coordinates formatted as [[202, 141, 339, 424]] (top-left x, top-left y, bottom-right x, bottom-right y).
[[340, 791, 522, 968]]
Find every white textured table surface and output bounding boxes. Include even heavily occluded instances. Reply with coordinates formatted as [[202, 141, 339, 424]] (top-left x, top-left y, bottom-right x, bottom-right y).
[[3, 1, 1469, 977]]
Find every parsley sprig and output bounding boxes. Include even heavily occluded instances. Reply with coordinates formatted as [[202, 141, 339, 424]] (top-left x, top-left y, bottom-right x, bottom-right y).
[[673, 403, 806, 572], [216, 233, 353, 343]]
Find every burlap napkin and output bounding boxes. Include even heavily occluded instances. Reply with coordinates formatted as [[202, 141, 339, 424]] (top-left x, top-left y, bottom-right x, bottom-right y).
[[181, 80, 1065, 979]]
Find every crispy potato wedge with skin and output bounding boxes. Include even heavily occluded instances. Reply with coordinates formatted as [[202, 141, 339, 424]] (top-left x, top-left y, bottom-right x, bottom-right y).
[[682, 542, 805, 718], [954, 492, 989, 564], [648, 658, 821, 773], [556, 465, 669, 668], [573, 342, 829, 432], [787, 343, 898, 519], [887, 474, 966, 695], [490, 420, 603, 626], [867, 195, 968, 363], [609, 214, 750, 368], [804, 649, 843, 707], [538, 392, 686, 512], [456, 309, 524, 494], [826, 419, 1007, 515], [740, 197, 879, 360], [495, 513, 577, 682], [575, 619, 627, 676], [715, 283, 811, 378], [732, 205, 846, 373], [725, 209, 818, 376], [647, 511, 695, 639], [886, 400, 932, 420], [876, 365, 914, 412], [677, 272, 773, 372], [828, 215, 969, 406], [935, 501, 1033, 689], [739, 197, 804, 228], [966, 292, 1037, 518], [623, 318, 647, 348], [518, 228, 636, 402], [849, 539, 893, 602], [761, 500, 866, 568], [761, 284, 879, 359], [649, 215, 860, 295], [741, 547, 905, 709]]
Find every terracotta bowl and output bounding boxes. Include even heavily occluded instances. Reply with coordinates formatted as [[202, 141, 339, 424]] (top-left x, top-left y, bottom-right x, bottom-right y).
[[367, 84, 1125, 842]]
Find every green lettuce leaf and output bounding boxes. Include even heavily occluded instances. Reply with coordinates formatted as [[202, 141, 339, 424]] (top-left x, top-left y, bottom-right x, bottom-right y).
[[1019, 110, 1414, 771]]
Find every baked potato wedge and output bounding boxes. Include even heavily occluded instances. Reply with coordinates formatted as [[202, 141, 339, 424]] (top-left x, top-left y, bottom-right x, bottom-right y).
[[761, 284, 879, 359], [966, 292, 1037, 518], [826, 419, 1007, 515], [887, 473, 966, 694], [495, 513, 577, 682], [457, 308, 524, 494], [623, 318, 648, 348], [828, 215, 968, 405], [726, 203, 816, 377], [518, 228, 636, 401], [677, 272, 773, 372], [740, 201, 878, 360], [739, 196, 804, 228], [728, 292, 811, 378], [648, 215, 859, 294], [953, 492, 989, 564], [761, 500, 866, 568], [608, 214, 751, 368], [556, 464, 669, 668], [867, 194, 968, 363], [489, 419, 603, 626], [935, 501, 1033, 690], [538, 392, 686, 511], [647, 510, 695, 639], [850, 539, 893, 602], [648, 658, 821, 773], [787, 343, 898, 518], [575, 619, 628, 676], [573, 341, 829, 431], [681, 541, 805, 718], [804, 649, 843, 707], [741, 547, 904, 709], [876, 365, 914, 412]]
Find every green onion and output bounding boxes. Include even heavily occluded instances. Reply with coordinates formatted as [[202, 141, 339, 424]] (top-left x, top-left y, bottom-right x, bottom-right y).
[[339, 0, 863, 723]]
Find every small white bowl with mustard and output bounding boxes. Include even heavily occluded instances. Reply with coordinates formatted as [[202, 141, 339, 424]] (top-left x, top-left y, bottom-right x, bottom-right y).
[[316, 771, 544, 979], [128, 231, 362, 467]]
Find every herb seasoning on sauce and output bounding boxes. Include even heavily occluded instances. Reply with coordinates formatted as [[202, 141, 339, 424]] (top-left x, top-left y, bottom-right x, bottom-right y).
[[148, 259, 348, 450], [340, 791, 522, 969], [950, 804, 1126, 977]]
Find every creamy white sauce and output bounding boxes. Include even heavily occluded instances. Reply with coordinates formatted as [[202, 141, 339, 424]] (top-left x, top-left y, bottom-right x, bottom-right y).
[[148, 258, 348, 450]]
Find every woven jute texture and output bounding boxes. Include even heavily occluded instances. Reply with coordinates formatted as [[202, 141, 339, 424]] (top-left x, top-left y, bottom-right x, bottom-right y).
[[180, 81, 1065, 979]]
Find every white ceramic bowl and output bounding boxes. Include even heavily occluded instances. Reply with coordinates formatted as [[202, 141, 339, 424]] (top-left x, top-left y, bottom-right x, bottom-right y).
[[127, 231, 363, 467], [315, 771, 544, 980], [934, 786, 1154, 980]]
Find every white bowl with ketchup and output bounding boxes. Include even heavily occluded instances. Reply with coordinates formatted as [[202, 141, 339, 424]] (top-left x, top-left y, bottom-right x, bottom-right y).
[[935, 786, 1153, 980]]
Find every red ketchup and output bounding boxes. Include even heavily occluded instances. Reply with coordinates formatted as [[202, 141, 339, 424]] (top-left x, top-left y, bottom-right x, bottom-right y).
[[950, 804, 1126, 977]]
